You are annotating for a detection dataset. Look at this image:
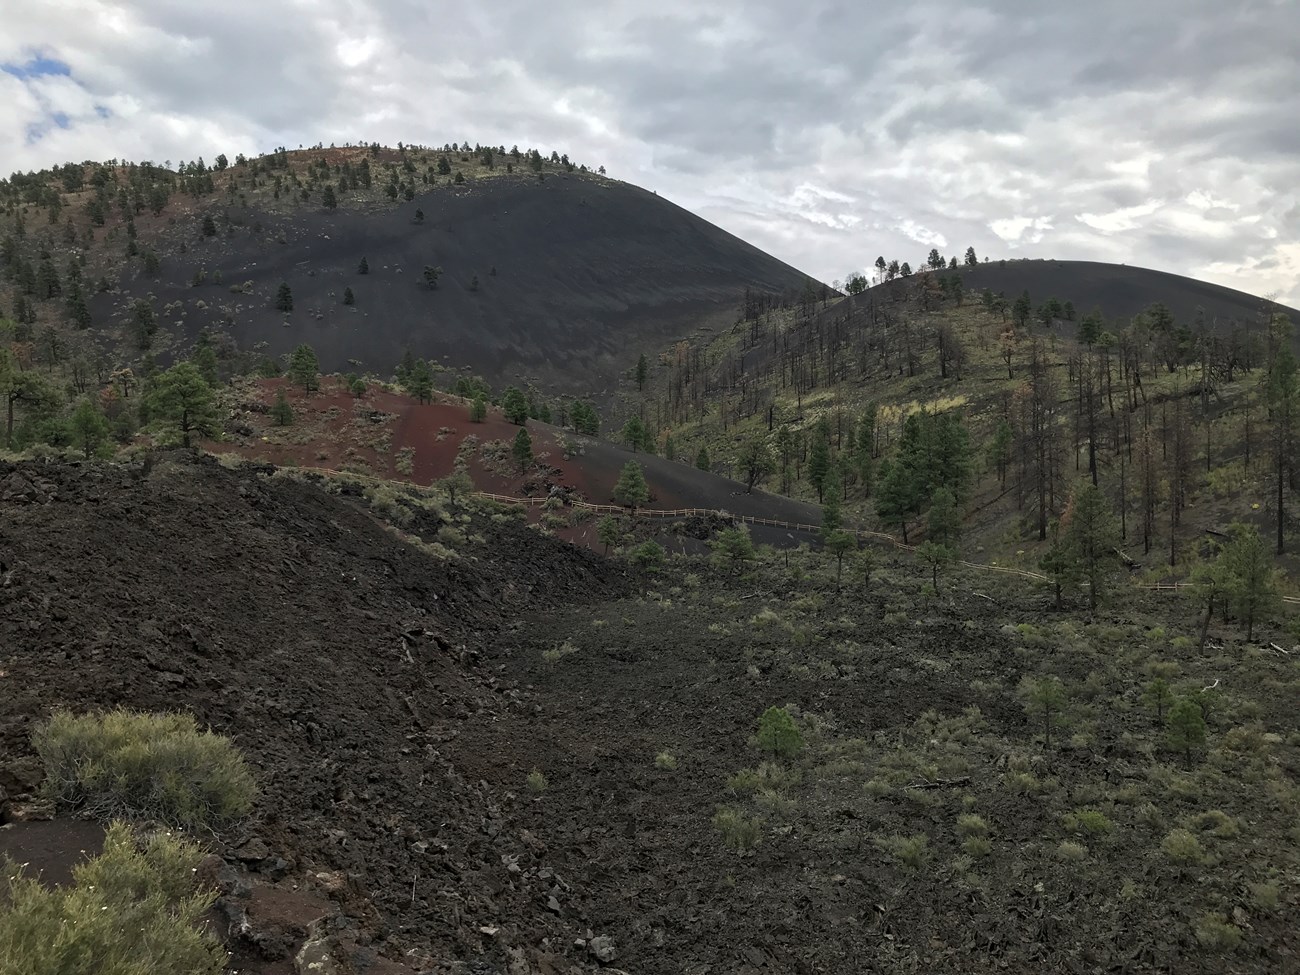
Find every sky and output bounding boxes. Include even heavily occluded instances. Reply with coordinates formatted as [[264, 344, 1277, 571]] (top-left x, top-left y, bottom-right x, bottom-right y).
[[4, 0, 1300, 304]]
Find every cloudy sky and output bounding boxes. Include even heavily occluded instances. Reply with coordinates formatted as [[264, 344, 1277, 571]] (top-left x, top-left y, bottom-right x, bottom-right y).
[[5, 1, 1300, 303]]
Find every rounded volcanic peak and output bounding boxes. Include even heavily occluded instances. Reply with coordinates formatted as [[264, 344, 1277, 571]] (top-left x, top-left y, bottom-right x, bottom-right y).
[[90, 167, 815, 398], [929, 258, 1299, 329]]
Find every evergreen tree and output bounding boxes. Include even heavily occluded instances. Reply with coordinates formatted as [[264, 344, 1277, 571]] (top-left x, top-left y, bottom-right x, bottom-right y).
[[1218, 522, 1279, 640], [1061, 481, 1118, 610], [502, 386, 529, 424], [1012, 290, 1032, 329], [597, 515, 620, 556], [808, 417, 832, 501], [322, 184, 338, 209], [1019, 675, 1068, 748], [358, 257, 369, 275], [711, 525, 754, 573], [192, 337, 219, 387], [287, 343, 319, 392], [738, 436, 773, 493], [613, 461, 650, 509], [621, 416, 649, 452], [695, 446, 711, 471], [70, 398, 110, 458], [512, 427, 533, 473], [821, 482, 842, 535], [408, 358, 434, 404], [636, 353, 649, 391], [342, 287, 354, 306], [916, 540, 955, 590], [825, 530, 856, 590], [270, 388, 294, 426], [274, 281, 294, 312], [201, 214, 217, 237], [469, 393, 487, 422], [146, 362, 219, 448], [964, 246, 978, 267], [422, 265, 443, 289], [1166, 697, 1207, 762]]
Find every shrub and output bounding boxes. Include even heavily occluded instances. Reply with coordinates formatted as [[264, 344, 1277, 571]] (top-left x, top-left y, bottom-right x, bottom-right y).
[[713, 807, 762, 850], [34, 709, 255, 829], [1161, 828, 1205, 867], [882, 834, 929, 872], [1187, 810, 1239, 838], [1057, 840, 1088, 862], [1065, 808, 1114, 838], [525, 770, 548, 793], [630, 540, 666, 569], [1194, 913, 1242, 952], [654, 751, 677, 771], [957, 813, 989, 838], [0, 821, 226, 975], [755, 706, 803, 758], [963, 836, 992, 858]]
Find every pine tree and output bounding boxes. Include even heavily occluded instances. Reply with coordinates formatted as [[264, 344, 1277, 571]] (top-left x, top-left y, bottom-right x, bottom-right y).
[[512, 427, 533, 474], [613, 461, 650, 509], [1218, 522, 1278, 640], [469, 393, 487, 422], [274, 281, 294, 312], [621, 416, 649, 452], [597, 515, 620, 555], [408, 358, 434, 404], [636, 353, 648, 392], [1018, 676, 1067, 748], [342, 287, 354, 306], [502, 386, 529, 424], [70, 398, 110, 458], [1062, 481, 1118, 610], [146, 362, 219, 448], [1166, 697, 1207, 763], [287, 343, 319, 392], [808, 418, 832, 502], [270, 388, 294, 426], [322, 184, 338, 210], [695, 446, 710, 472], [358, 257, 369, 275]]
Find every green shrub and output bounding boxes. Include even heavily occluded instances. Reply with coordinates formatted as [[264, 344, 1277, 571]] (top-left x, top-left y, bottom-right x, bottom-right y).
[[34, 709, 255, 829], [1065, 807, 1115, 838], [525, 770, 548, 793], [882, 833, 930, 872], [654, 751, 678, 771], [755, 706, 803, 758], [1057, 840, 1088, 862], [957, 813, 989, 838], [1194, 913, 1242, 952], [962, 836, 993, 858], [0, 821, 225, 974], [630, 540, 666, 569], [1187, 810, 1239, 838], [713, 806, 762, 850], [1161, 828, 1205, 867]]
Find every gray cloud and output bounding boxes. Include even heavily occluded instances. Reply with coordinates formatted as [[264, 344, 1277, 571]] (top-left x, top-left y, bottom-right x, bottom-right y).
[[5, 0, 1300, 303]]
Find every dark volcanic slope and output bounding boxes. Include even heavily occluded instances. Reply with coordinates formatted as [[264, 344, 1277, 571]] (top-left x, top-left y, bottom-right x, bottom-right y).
[[947, 259, 1298, 327], [94, 174, 812, 394]]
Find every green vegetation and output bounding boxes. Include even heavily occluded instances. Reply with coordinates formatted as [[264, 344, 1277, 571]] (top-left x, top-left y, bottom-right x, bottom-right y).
[[287, 343, 319, 392], [34, 709, 256, 829], [146, 362, 219, 449], [0, 821, 226, 975], [613, 461, 649, 509], [755, 706, 803, 758]]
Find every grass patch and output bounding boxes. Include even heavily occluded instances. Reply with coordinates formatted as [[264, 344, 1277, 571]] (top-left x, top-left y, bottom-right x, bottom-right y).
[[713, 807, 762, 850], [34, 709, 255, 829]]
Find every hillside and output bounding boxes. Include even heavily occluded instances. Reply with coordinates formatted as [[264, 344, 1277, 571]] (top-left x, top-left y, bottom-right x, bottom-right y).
[[945, 259, 1299, 332], [1, 145, 815, 397], [3, 454, 1297, 973]]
